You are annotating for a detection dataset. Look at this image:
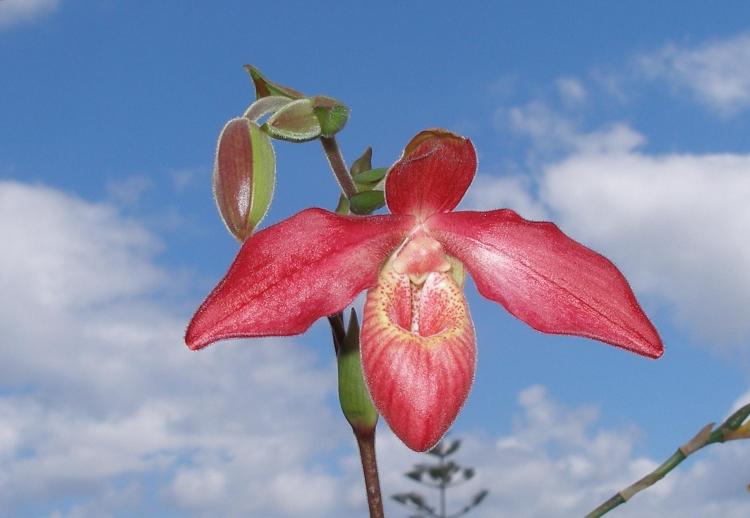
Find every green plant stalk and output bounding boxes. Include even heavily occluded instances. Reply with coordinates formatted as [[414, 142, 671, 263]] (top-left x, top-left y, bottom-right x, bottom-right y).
[[584, 450, 685, 518], [321, 137, 384, 517], [585, 402, 750, 517]]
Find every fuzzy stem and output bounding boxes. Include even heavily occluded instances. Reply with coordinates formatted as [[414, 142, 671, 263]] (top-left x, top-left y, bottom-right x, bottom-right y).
[[321, 135, 383, 517], [354, 427, 385, 518], [585, 403, 750, 517], [320, 136, 357, 199], [584, 450, 685, 518]]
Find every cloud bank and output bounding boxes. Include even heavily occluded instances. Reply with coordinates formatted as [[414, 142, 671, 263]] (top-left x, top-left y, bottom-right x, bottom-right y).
[[0, 181, 351, 517], [639, 32, 750, 116], [481, 103, 750, 345], [378, 386, 750, 518], [2, 181, 748, 516], [0, 0, 58, 29]]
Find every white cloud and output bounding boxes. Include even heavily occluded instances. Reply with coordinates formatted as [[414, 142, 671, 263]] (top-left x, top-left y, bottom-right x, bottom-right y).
[[0, 0, 57, 29], [556, 76, 587, 105], [467, 173, 548, 221], [639, 32, 750, 116], [170, 168, 206, 192], [374, 386, 750, 518], [106, 174, 154, 205], [504, 101, 644, 156], [0, 182, 163, 312], [483, 106, 750, 345], [0, 180, 353, 516], [505, 101, 578, 153], [3, 179, 748, 515], [541, 144, 750, 344]]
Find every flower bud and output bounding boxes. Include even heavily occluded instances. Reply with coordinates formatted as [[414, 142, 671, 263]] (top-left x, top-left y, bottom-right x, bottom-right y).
[[337, 310, 378, 433], [213, 118, 276, 241], [243, 95, 294, 123], [312, 95, 350, 137], [264, 98, 322, 142]]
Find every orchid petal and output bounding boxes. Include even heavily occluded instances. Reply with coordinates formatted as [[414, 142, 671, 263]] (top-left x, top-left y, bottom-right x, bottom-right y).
[[361, 269, 476, 452], [429, 210, 663, 358], [385, 129, 476, 220], [186, 208, 413, 350]]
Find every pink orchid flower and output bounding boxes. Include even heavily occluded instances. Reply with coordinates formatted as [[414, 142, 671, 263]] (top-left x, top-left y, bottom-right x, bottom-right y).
[[186, 129, 663, 451]]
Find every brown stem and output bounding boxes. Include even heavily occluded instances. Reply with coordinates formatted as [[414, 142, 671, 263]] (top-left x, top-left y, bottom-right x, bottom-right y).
[[354, 427, 385, 518], [320, 135, 357, 199], [321, 136, 382, 516]]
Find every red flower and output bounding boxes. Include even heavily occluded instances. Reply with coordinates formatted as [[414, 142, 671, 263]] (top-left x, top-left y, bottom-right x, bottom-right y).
[[186, 129, 663, 451]]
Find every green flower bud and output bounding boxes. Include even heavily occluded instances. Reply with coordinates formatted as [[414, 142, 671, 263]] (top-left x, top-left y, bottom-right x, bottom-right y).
[[337, 310, 378, 432], [213, 118, 276, 241]]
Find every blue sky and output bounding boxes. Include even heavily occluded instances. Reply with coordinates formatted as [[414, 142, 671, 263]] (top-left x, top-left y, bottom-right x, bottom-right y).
[[2, 1, 750, 516]]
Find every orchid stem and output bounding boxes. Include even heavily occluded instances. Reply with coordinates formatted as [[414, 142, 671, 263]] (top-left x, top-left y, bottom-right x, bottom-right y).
[[585, 402, 750, 517], [354, 426, 385, 518], [329, 311, 385, 516], [320, 135, 357, 199], [322, 138, 384, 517]]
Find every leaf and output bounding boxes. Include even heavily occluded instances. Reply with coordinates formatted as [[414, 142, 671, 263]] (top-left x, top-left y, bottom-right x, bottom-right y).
[[243, 64, 304, 99], [427, 441, 445, 457], [428, 466, 447, 483], [392, 494, 410, 504], [349, 190, 385, 215], [472, 489, 489, 506], [405, 469, 424, 482], [408, 493, 428, 508], [351, 146, 373, 175], [443, 438, 461, 456], [353, 167, 388, 187], [724, 402, 750, 431], [334, 193, 349, 214]]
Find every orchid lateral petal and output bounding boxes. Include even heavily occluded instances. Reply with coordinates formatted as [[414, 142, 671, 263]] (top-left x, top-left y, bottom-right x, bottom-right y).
[[361, 270, 476, 452], [385, 129, 476, 220], [186, 208, 414, 350], [429, 210, 663, 358]]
